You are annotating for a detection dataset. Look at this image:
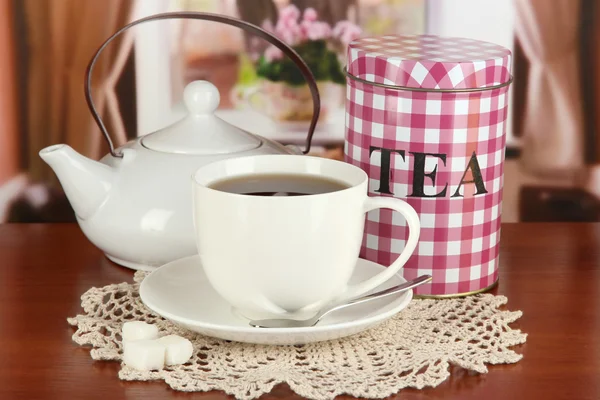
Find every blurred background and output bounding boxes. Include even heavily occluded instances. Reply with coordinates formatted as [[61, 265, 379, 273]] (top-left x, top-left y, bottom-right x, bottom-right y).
[[0, 0, 599, 223]]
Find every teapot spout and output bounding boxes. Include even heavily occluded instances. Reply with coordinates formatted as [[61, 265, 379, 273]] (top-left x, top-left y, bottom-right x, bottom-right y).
[[39, 144, 114, 220]]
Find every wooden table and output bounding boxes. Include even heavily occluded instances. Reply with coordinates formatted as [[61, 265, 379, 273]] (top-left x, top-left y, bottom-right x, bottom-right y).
[[1, 223, 599, 399]]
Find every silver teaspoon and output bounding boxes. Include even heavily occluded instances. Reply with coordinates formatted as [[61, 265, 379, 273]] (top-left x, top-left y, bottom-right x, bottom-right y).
[[249, 274, 432, 328]]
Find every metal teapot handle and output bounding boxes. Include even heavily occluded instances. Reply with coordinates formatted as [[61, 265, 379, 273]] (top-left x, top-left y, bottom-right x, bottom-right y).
[[84, 11, 321, 158]]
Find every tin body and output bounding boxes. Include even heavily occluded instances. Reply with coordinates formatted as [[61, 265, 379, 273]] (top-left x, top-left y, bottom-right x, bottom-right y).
[[343, 35, 512, 297]]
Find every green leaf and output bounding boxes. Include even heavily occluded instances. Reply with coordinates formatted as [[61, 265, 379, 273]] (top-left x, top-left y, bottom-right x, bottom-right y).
[[237, 53, 258, 86], [255, 40, 345, 86]]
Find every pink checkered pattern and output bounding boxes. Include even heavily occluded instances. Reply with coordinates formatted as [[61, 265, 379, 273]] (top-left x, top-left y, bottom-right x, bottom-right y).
[[344, 35, 512, 296], [348, 34, 512, 90]]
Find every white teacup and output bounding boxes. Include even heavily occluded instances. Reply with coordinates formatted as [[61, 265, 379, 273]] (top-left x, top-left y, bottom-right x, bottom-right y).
[[192, 155, 420, 321]]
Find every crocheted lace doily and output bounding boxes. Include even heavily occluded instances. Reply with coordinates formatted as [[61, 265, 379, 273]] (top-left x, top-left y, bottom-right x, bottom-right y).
[[67, 272, 527, 400]]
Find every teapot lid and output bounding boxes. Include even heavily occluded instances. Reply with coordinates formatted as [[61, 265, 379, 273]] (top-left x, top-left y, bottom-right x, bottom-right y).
[[141, 81, 262, 155]]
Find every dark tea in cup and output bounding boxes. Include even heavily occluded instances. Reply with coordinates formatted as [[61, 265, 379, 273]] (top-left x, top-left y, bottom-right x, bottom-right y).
[[208, 174, 350, 197]]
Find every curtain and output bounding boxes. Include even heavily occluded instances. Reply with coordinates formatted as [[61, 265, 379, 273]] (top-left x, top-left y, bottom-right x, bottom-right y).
[[594, 1, 600, 160], [0, 0, 19, 185], [22, 0, 133, 182], [514, 0, 584, 176]]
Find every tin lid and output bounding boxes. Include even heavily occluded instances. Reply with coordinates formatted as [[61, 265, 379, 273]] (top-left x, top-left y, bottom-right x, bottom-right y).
[[347, 34, 512, 90]]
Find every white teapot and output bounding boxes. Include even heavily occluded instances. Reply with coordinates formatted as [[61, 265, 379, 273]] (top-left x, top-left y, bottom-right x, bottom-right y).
[[39, 12, 321, 270]]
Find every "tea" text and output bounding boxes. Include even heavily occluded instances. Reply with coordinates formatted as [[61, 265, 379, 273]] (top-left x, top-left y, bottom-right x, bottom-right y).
[[369, 146, 488, 198]]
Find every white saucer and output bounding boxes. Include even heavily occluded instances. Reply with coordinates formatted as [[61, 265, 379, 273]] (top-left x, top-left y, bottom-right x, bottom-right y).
[[139, 255, 412, 345]]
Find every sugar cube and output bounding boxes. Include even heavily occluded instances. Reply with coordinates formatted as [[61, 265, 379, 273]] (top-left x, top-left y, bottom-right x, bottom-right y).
[[158, 335, 194, 365], [122, 339, 165, 371], [122, 321, 159, 342]]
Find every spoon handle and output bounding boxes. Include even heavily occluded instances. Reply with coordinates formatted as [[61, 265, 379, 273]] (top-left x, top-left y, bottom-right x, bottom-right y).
[[321, 275, 433, 320], [248, 275, 433, 328], [348, 275, 432, 305]]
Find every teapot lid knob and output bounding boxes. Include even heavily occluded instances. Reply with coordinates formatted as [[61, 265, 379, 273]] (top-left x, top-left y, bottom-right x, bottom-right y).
[[183, 81, 220, 115], [139, 80, 262, 155]]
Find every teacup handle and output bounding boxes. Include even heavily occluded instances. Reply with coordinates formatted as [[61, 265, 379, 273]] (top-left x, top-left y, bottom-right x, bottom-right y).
[[335, 197, 421, 303]]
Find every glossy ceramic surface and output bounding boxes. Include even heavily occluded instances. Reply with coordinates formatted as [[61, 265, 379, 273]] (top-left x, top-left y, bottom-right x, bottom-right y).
[[139, 255, 413, 345], [38, 82, 295, 270], [192, 155, 420, 321]]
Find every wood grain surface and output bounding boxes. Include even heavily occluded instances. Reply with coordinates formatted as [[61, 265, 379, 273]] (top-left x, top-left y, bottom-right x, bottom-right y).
[[0, 223, 599, 400]]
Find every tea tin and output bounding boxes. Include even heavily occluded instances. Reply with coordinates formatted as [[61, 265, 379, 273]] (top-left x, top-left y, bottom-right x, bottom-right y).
[[344, 34, 513, 297]]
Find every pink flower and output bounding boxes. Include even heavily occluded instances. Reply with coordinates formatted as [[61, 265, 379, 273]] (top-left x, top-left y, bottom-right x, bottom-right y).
[[303, 7, 318, 22], [279, 4, 300, 23], [264, 45, 283, 62], [261, 19, 275, 33], [274, 8, 305, 45], [261, 4, 337, 47], [299, 19, 312, 40], [305, 21, 331, 41], [276, 20, 301, 44], [341, 26, 361, 44], [333, 20, 362, 44], [332, 21, 349, 37]]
